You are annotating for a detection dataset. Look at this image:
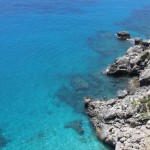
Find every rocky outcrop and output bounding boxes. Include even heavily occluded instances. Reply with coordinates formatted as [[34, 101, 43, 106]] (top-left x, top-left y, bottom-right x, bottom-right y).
[[85, 39, 150, 149], [85, 86, 150, 150], [106, 46, 150, 76], [116, 31, 131, 40]]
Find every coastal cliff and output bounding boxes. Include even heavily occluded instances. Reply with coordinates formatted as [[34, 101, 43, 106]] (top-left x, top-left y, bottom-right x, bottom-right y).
[[85, 42, 150, 150]]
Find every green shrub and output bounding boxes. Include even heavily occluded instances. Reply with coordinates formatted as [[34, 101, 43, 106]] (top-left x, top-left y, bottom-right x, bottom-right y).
[[139, 97, 150, 112], [147, 101, 150, 110], [131, 100, 138, 108], [139, 98, 149, 104], [139, 112, 149, 119]]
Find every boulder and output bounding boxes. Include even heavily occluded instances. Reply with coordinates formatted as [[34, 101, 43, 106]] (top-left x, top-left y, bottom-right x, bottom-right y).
[[117, 90, 128, 99], [134, 37, 142, 45], [106, 57, 130, 76], [0, 134, 8, 149], [116, 31, 130, 40]]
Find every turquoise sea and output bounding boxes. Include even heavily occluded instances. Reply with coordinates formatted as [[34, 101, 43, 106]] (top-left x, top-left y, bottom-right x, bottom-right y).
[[0, 0, 150, 149]]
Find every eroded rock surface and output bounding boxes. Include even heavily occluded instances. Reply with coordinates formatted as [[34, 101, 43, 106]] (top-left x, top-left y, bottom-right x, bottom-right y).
[[85, 86, 150, 150], [106, 46, 150, 76]]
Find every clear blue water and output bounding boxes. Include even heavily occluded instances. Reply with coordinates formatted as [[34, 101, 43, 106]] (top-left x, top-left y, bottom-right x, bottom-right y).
[[0, 0, 150, 149]]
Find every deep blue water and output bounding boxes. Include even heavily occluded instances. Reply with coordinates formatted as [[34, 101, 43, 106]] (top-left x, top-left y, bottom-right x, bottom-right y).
[[0, 0, 150, 149]]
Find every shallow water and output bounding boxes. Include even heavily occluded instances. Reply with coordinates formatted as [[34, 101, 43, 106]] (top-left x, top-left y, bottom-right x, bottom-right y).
[[0, 0, 150, 149]]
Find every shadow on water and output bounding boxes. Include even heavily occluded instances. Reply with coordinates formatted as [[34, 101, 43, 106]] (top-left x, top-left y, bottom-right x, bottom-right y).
[[116, 4, 150, 37], [55, 31, 130, 114]]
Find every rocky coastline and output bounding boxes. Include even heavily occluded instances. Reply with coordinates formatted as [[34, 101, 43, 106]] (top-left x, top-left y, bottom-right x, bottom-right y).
[[85, 32, 150, 150]]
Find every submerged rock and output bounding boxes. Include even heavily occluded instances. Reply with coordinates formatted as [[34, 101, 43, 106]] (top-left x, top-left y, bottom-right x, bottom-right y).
[[64, 120, 84, 135], [116, 31, 130, 40], [0, 134, 9, 148], [55, 85, 84, 114], [71, 76, 89, 91]]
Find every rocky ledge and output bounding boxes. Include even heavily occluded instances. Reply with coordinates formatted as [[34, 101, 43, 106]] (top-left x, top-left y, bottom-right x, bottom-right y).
[[85, 35, 150, 150], [106, 46, 150, 76]]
